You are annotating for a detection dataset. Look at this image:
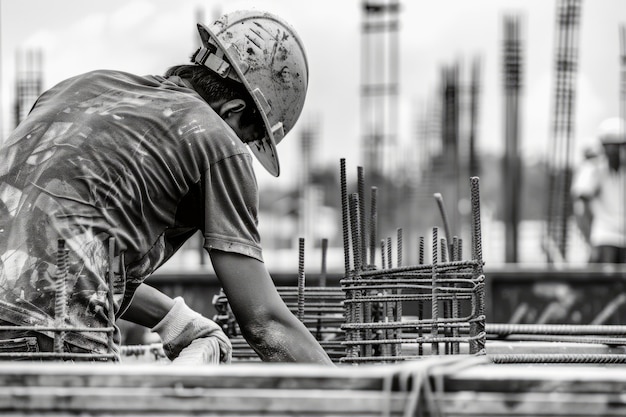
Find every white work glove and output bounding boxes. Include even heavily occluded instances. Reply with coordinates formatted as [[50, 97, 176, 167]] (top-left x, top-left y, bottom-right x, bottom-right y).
[[151, 297, 232, 364]]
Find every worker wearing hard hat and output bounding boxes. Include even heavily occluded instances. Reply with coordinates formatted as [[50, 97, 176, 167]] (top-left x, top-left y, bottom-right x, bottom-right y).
[[571, 117, 626, 264], [0, 10, 333, 365]]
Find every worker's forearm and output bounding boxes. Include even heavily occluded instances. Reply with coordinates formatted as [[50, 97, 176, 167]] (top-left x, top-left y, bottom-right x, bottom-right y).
[[245, 315, 334, 365], [119, 283, 175, 328], [209, 249, 334, 365]]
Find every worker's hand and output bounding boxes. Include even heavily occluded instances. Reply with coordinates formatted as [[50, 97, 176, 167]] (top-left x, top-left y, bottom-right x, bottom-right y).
[[173, 333, 232, 365], [151, 297, 232, 364]]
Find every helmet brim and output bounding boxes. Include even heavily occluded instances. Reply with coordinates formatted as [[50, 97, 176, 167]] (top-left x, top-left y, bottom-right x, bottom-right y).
[[197, 22, 281, 177]]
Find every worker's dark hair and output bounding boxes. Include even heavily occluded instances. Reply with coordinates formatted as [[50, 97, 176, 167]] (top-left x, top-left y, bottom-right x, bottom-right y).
[[164, 63, 261, 129]]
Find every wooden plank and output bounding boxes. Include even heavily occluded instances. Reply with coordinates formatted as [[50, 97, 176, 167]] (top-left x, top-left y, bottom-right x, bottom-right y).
[[435, 362, 626, 393], [436, 392, 626, 416], [0, 362, 397, 391], [3, 358, 626, 416], [0, 386, 408, 415]]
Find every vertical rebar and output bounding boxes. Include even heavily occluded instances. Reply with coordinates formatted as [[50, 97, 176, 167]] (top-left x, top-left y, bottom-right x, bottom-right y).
[[340, 159, 351, 275], [357, 166, 367, 267], [380, 239, 386, 269], [434, 193, 453, 258], [431, 227, 439, 355], [395, 228, 402, 356], [369, 187, 378, 267], [297, 237, 306, 322], [349, 193, 364, 356], [440, 237, 450, 354], [54, 239, 68, 354], [440, 238, 448, 263], [106, 237, 117, 355], [417, 236, 424, 355], [340, 159, 354, 357], [350, 194, 364, 273], [470, 177, 486, 354], [317, 238, 327, 340], [470, 177, 484, 265], [545, 0, 582, 262], [396, 228, 403, 267], [452, 236, 460, 354]]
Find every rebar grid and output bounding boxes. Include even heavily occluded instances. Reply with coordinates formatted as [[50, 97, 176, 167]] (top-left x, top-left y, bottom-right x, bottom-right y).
[[0, 237, 119, 361], [339, 167, 486, 364]]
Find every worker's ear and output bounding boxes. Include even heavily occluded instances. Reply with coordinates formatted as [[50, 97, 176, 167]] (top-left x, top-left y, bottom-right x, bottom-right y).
[[219, 99, 247, 119]]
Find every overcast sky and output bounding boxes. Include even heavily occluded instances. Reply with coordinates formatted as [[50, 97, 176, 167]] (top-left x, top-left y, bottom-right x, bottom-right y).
[[1, 0, 625, 187]]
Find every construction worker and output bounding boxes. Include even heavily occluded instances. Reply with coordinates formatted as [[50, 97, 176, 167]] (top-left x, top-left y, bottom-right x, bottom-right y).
[[0, 10, 333, 365], [571, 117, 626, 264]]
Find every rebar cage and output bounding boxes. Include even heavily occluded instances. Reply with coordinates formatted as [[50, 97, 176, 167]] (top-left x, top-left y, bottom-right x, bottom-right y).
[[0, 238, 120, 361], [338, 160, 486, 363]]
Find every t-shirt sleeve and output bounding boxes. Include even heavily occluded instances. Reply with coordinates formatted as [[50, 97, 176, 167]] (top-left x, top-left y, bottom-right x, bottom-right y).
[[203, 153, 263, 262], [571, 158, 601, 199]]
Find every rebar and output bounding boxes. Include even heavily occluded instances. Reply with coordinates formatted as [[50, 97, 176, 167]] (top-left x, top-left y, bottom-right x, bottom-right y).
[[369, 187, 378, 267], [545, 0, 582, 262], [106, 237, 117, 355], [395, 229, 403, 356], [53, 239, 69, 354], [431, 227, 439, 355], [380, 239, 386, 269], [434, 193, 453, 258], [287, 161, 490, 365], [297, 238, 305, 322], [487, 323, 626, 336], [349, 193, 364, 357], [491, 353, 626, 364], [340, 159, 354, 358], [502, 14, 523, 263], [357, 166, 367, 266]]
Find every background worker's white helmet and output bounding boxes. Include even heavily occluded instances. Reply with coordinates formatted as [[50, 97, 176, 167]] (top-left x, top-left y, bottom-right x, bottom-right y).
[[597, 117, 626, 145], [194, 10, 309, 177]]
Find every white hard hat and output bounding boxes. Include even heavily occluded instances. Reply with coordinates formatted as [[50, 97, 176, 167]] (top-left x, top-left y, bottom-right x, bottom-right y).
[[597, 117, 626, 144], [194, 10, 309, 177]]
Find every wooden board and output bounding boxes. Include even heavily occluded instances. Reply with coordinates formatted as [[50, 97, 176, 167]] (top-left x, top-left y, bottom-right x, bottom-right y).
[[1, 356, 626, 416]]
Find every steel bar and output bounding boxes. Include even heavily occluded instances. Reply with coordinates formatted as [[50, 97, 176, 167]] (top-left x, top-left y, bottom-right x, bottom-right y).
[[486, 323, 626, 336], [394, 229, 402, 356], [469, 177, 486, 354], [502, 15, 523, 263], [434, 193, 453, 259], [491, 353, 626, 364], [431, 227, 440, 355], [297, 237, 305, 322], [369, 187, 378, 267], [53, 239, 68, 354], [0, 326, 114, 332], [545, 0, 582, 262], [106, 237, 117, 356], [0, 352, 116, 360], [340, 158, 351, 275], [357, 166, 367, 266]]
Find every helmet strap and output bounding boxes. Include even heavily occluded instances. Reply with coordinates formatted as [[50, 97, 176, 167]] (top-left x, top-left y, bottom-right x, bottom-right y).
[[195, 40, 241, 83]]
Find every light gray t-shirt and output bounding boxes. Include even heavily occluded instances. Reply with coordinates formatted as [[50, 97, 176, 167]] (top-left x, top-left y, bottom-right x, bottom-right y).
[[0, 70, 262, 352]]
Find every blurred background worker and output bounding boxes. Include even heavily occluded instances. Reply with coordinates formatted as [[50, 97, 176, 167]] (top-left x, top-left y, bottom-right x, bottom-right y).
[[571, 117, 626, 264], [0, 10, 332, 365]]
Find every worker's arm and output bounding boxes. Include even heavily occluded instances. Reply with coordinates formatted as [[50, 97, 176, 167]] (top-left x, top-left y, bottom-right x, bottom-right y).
[[120, 283, 175, 328], [210, 249, 334, 365], [572, 195, 593, 245], [121, 283, 231, 363]]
